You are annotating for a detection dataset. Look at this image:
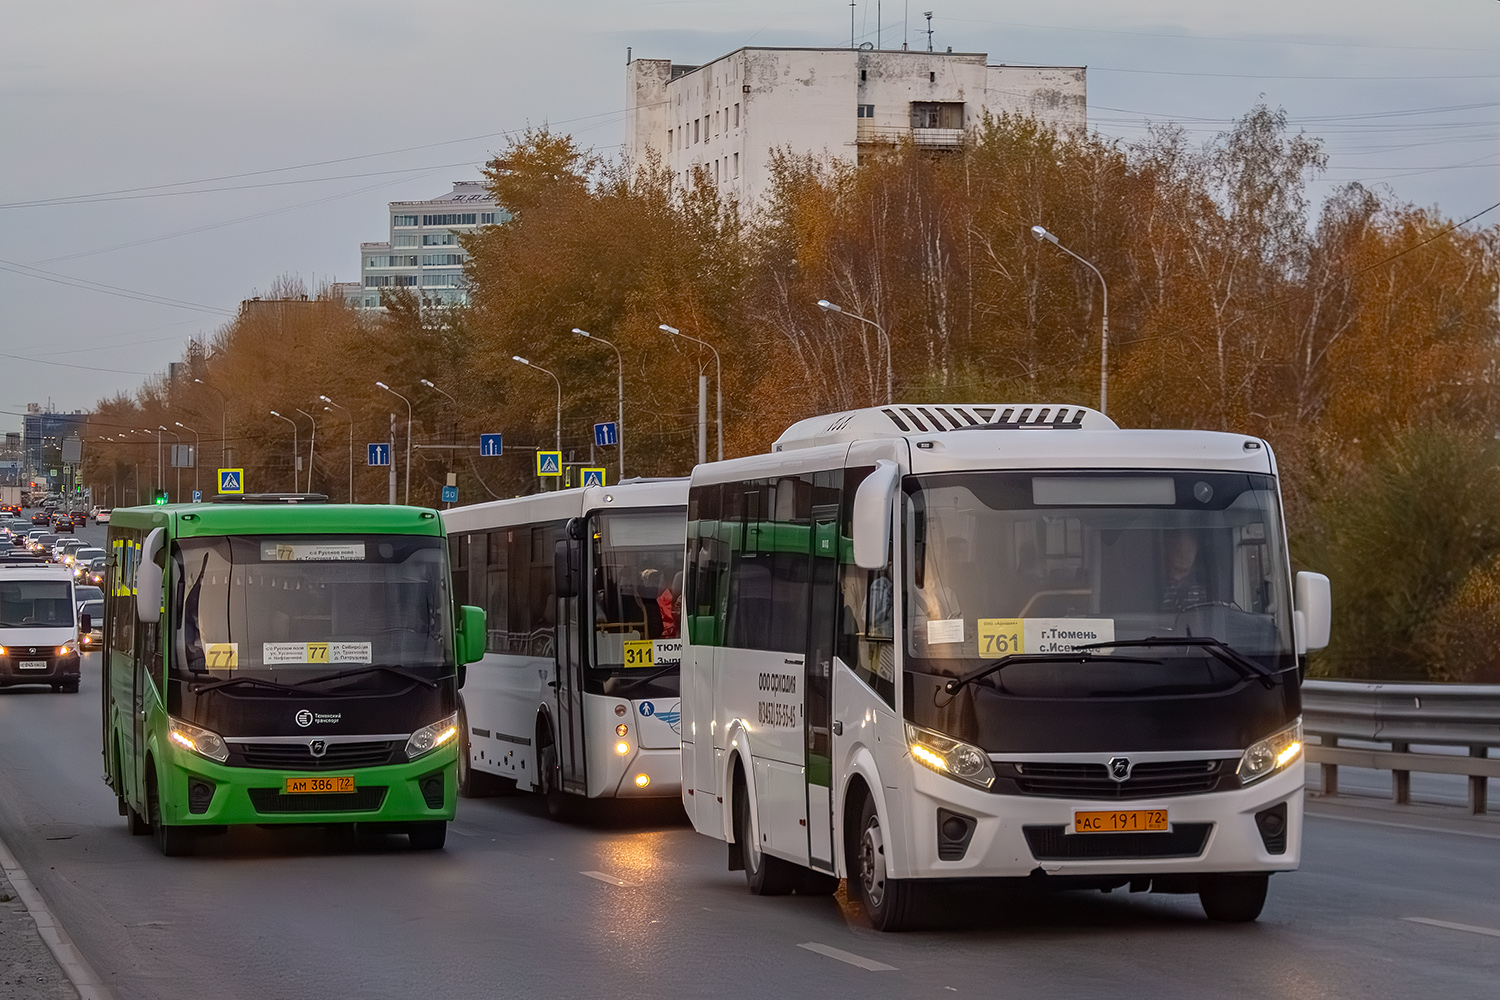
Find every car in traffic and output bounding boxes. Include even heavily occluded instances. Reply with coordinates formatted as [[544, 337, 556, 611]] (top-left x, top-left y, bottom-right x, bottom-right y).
[[77, 597, 104, 651], [31, 512, 50, 526], [54, 538, 88, 565], [71, 549, 106, 581], [52, 517, 74, 534], [0, 563, 83, 693], [70, 510, 87, 526], [94, 509, 111, 524]]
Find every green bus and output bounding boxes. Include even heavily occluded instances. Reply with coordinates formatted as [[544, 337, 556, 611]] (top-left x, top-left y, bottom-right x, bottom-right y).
[[102, 496, 485, 856]]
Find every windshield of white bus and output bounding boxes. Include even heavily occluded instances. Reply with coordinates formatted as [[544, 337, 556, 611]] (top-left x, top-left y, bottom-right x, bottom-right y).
[[0, 579, 74, 627], [590, 509, 686, 671], [903, 471, 1294, 678], [170, 534, 452, 677]]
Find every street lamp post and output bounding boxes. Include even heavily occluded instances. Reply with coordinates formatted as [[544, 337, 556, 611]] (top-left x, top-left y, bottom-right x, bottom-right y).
[[659, 323, 722, 462], [1031, 225, 1110, 416], [816, 299, 892, 405], [319, 395, 354, 503], [511, 356, 562, 490], [269, 411, 298, 492], [420, 379, 461, 501], [193, 377, 229, 469], [375, 381, 413, 505], [174, 422, 200, 496], [295, 409, 318, 493], [160, 426, 181, 502], [572, 328, 625, 482]]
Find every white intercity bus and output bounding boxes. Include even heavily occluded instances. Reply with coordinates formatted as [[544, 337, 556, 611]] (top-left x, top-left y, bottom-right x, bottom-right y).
[[679, 404, 1330, 929], [442, 480, 689, 813]]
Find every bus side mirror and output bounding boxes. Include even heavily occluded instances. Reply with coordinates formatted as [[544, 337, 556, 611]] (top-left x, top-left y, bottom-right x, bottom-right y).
[[80, 612, 91, 634], [135, 527, 165, 624], [852, 460, 900, 570], [458, 604, 486, 665], [1294, 571, 1331, 651], [554, 538, 580, 599]]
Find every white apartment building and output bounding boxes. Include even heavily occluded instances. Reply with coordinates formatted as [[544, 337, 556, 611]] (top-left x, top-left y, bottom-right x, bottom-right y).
[[348, 180, 508, 310], [626, 46, 1086, 210]]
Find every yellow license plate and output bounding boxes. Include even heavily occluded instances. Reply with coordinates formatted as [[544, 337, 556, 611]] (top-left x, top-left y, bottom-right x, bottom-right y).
[[284, 775, 355, 794], [1073, 809, 1168, 833]]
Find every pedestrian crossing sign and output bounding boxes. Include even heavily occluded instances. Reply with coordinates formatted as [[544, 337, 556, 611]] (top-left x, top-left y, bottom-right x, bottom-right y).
[[536, 451, 562, 477], [218, 468, 244, 495], [581, 468, 606, 488]]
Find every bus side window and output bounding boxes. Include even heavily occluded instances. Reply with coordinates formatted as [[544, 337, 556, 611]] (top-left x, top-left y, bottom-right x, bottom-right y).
[[485, 531, 507, 652], [685, 483, 723, 646]]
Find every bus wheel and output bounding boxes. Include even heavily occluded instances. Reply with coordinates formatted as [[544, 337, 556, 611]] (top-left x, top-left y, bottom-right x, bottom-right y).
[[537, 733, 570, 819], [457, 705, 482, 798], [408, 821, 447, 851], [734, 774, 799, 895], [852, 795, 918, 931], [148, 776, 193, 858], [1199, 874, 1268, 922]]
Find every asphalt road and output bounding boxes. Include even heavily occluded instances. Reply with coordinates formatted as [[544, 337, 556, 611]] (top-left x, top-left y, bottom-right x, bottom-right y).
[[0, 656, 1497, 1000]]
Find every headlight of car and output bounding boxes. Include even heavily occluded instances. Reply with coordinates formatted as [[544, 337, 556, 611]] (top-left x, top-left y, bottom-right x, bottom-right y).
[[405, 713, 458, 761], [56, 641, 77, 656], [168, 717, 230, 763], [1237, 720, 1303, 785], [905, 722, 995, 789]]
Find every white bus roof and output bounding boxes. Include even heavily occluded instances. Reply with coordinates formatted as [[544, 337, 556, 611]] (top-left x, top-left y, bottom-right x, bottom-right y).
[[773, 403, 1116, 451], [441, 478, 688, 535], [0, 564, 76, 581]]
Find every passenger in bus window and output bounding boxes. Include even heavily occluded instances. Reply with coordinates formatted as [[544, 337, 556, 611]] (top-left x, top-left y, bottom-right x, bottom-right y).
[[658, 571, 682, 638], [1161, 530, 1210, 611]]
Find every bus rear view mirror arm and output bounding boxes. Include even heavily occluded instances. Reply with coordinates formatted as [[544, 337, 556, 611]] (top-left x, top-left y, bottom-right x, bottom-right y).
[[853, 460, 901, 570], [1294, 571, 1331, 651], [136, 527, 165, 624]]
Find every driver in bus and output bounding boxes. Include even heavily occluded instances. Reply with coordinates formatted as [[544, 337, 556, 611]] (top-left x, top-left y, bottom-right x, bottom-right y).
[[1161, 530, 1210, 611]]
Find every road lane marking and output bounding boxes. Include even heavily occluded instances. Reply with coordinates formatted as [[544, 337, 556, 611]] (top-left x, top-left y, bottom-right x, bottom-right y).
[[580, 870, 638, 887], [0, 831, 114, 1000], [1306, 811, 1500, 842], [798, 942, 897, 972], [1405, 917, 1500, 939]]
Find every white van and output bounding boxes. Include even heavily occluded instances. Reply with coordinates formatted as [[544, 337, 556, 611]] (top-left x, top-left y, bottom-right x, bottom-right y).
[[0, 564, 84, 693]]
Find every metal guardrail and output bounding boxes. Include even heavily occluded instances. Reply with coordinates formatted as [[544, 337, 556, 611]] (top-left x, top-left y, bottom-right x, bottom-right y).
[[1302, 680, 1500, 815]]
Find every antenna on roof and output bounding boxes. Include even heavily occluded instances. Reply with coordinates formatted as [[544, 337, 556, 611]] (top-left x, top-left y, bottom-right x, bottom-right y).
[[924, 10, 933, 52]]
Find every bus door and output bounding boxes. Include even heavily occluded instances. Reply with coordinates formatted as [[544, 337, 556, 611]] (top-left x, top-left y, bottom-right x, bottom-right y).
[[554, 525, 587, 793], [130, 605, 158, 807], [803, 498, 841, 872]]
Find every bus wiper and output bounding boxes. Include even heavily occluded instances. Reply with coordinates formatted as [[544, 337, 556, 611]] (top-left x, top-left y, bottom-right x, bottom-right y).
[[290, 664, 439, 690], [191, 676, 316, 696], [611, 662, 677, 692], [943, 652, 1164, 695], [1072, 637, 1277, 689]]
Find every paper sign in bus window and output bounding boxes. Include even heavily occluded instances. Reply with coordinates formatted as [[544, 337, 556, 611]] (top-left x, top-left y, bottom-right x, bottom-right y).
[[927, 618, 965, 644], [205, 642, 238, 669], [262, 641, 372, 665], [974, 618, 1116, 655], [260, 542, 366, 562], [622, 639, 655, 668]]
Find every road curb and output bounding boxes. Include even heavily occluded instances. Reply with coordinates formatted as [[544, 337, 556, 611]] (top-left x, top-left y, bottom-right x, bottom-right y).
[[0, 830, 113, 1000]]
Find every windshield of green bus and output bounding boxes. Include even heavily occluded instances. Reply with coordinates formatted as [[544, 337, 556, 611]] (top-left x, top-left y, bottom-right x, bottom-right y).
[[0, 579, 74, 627], [170, 534, 452, 677], [903, 471, 1294, 683], [590, 509, 686, 671]]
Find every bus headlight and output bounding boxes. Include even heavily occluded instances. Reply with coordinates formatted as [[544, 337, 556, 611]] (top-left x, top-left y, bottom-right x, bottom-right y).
[[1237, 720, 1303, 785], [905, 723, 995, 789], [405, 714, 458, 761], [168, 717, 229, 763]]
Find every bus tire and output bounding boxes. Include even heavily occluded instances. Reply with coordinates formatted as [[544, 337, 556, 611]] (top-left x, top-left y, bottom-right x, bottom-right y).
[[537, 726, 571, 819], [408, 821, 447, 851], [1199, 874, 1268, 922], [148, 770, 193, 858], [851, 794, 919, 931], [734, 772, 799, 896], [456, 705, 486, 798]]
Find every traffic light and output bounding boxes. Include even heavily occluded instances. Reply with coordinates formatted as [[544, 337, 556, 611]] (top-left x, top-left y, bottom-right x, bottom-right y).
[[152, 490, 169, 505]]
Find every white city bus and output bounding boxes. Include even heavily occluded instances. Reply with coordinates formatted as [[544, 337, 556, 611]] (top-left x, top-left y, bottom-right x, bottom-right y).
[[679, 404, 1331, 929], [442, 480, 689, 813]]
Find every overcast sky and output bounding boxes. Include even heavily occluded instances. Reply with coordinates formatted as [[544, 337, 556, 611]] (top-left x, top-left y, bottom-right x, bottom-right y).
[[1, 0, 1496, 426]]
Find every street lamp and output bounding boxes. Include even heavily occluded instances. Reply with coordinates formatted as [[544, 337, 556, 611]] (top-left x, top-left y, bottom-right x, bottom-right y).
[[659, 323, 722, 462], [160, 426, 182, 502], [174, 422, 200, 496], [1031, 225, 1110, 416], [573, 328, 625, 482], [269, 411, 298, 492], [511, 356, 562, 489], [193, 377, 229, 469], [375, 381, 412, 505], [420, 379, 462, 498], [319, 395, 354, 503], [817, 299, 892, 405], [294, 409, 318, 493]]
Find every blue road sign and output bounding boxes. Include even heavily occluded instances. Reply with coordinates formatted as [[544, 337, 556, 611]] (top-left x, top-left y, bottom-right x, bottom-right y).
[[441, 484, 458, 503], [581, 467, 606, 488], [367, 443, 391, 467], [479, 433, 503, 457], [217, 468, 243, 494], [593, 422, 618, 448], [191, 490, 202, 503], [536, 451, 562, 477]]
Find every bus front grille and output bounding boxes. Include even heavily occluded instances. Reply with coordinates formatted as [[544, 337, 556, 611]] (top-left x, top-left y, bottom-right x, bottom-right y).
[[235, 741, 399, 770], [1004, 760, 1228, 799], [247, 787, 388, 814], [1023, 823, 1212, 861]]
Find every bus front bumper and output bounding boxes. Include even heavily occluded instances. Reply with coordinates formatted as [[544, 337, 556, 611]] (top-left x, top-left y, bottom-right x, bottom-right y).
[[157, 743, 458, 827], [895, 757, 1303, 881]]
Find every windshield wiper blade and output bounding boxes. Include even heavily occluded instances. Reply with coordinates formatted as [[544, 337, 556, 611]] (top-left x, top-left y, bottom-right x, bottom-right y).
[[1072, 636, 1278, 689], [290, 664, 439, 690], [611, 662, 677, 691], [943, 651, 1164, 695], [190, 675, 316, 696]]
